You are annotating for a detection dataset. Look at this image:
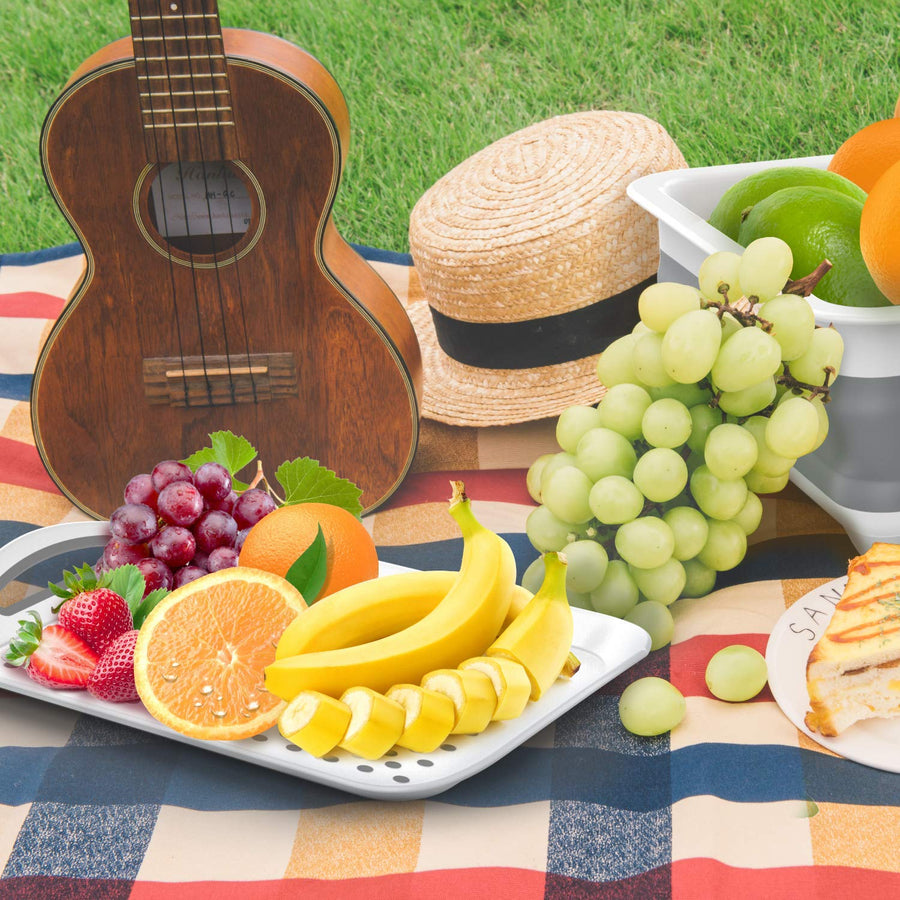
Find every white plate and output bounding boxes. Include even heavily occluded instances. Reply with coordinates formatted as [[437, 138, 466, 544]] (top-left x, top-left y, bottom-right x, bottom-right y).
[[0, 521, 651, 799], [765, 575, 900, 773]]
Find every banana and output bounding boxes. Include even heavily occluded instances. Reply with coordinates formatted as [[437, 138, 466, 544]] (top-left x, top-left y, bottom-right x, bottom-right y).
[[487, 551, 574, 701], [459, 656, 531, 720], [278, 691, 351, 757], [421, 668, 497, 734], [385, 683, 456, 753], [265, 481, 516, 700], [337, 687, 406, 760]]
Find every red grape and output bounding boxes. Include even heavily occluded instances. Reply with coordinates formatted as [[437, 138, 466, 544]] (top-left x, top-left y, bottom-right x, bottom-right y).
[[233, 489, 277, 530], [174, 566, 207, 588], [124, 473, 158, 510], [150, 526, 196, 568], [103, 538, 149, 569], [234, 527, 251, 553], [207, 489, 238, 515], [151, 460, 193, 493], [137, 557, 174, 595], [193, 510, 238, 553], [110, 503, 158, 543], [208, 547, 239, 572], [194, 462, 232, 502], [157, 481, 203, 527]]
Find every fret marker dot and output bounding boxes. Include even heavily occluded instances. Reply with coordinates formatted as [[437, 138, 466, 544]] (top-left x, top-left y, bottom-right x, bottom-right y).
[[170, 3, 177, 9]]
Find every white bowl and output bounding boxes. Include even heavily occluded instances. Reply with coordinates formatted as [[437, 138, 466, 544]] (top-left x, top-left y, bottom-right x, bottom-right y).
[[628, 157, 900, 552]]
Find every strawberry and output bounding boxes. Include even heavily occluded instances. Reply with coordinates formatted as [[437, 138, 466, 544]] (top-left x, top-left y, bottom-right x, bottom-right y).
[[58, 587, 133, 655], [87, 629, 140, 703], [5, 611, 98, 689]]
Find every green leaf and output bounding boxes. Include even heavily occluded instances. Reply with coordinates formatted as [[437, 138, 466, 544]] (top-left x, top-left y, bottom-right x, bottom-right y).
[[183, 430, 257, 491], [284, 525, 328, 603], [275, 457, 363, 516], [133, 588, 170, 630], [102, 565, 147, 616]]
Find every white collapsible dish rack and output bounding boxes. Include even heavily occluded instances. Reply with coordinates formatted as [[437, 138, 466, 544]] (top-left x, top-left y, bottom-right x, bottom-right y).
[[0, 521, 651, 800]]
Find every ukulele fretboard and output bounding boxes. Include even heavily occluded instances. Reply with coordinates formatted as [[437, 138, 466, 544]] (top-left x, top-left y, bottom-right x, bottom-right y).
[[129, 0, 238, 161]]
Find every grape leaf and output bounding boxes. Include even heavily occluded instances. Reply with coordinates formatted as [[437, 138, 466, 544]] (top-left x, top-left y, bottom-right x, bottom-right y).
[[284, 525, 328, 603], [275, 457, 363, 516], [183, 430, 257, 491]]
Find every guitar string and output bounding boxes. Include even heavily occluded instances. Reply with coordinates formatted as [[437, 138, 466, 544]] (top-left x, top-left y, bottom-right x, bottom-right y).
[[176, 0, 238, 405], [154, 0, 214, 405], [133, 0, 190, 405], [197, 0, 259, 404]]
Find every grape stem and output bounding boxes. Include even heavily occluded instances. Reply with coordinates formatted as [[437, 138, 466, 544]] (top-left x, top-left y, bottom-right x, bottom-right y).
[[784, 259, 833, 298], [247, 461, 286, 506]]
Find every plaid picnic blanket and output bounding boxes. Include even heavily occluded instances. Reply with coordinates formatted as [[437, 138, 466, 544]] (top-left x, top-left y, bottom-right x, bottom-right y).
[[0, 244, 897, 898]]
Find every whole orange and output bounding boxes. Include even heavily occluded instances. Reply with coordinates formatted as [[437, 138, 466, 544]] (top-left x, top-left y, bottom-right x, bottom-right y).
[[860, 158, 900, 305], [239, 503, 378, 599], [827, 118, 900, 192]]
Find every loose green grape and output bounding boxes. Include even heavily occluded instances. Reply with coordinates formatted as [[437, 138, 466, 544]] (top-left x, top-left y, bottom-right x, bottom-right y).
[[788, 326, 844, 386], [576, 428, 637, 481], [588, 475, 644, 525], [642, 398, 693, 448], [699, 250, 743, 303], [765, 396, 819, 458], [632, 448, 688, 503], [648, 381, 713, 407], [716, 377, 777, 417], [758, 294, 815, 361], [556, 405, 603, 453], [697, 519, 747, 571], [661, 308, 723, 384], [624, 602, 676, 651], [809, 396, 829, 452], [705, 645, 768, 701], [589, 560, 640, 618], [526, 453, 554, 503], [720, 312, 742, 342], [539, 451, 579, 497], [732, 490, 763, 535], [629, 558, 686, 606], [619, 677, 685, 735], [663, 505, 709, 560], [704, 423, 758, 480], [687, 404, 722, 454], [690, 465, 748, 520], [743, 416, 796, 476], [566, 590, 595, 610], [638, 282, 703, 332], [597, 334, 639, 387], [597, 383, 653, 440], [563, 539, 610, 594], [526, 505, 575, 553], [738, 237, 793, 303], [711, 327, 782, 392], [633, 331, 676, 388], [615, 516, 675, 569], [543, 465, 594, 524], [682, 557, 717, 598], [744, 469, 790, 494]]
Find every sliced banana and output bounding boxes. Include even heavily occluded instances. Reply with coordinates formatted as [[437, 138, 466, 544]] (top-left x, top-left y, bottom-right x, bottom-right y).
[[385, 683, 456, 753], [421, 668, 497, 734], [278, 690, 352, 757], [337, 686, 406, 760], [459, 656, 531, 720]]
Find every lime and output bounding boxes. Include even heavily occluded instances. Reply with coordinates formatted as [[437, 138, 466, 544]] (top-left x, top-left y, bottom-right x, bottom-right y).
[[709, 166, 867, 241], [738, 186, 891, 308]]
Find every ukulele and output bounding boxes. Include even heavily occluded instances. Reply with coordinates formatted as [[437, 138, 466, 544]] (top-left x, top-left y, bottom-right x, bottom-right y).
[[32, 0, 422, 518]]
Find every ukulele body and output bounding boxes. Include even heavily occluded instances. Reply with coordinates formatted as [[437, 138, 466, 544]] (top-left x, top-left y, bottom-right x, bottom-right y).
[[34, 29, 422, 518]]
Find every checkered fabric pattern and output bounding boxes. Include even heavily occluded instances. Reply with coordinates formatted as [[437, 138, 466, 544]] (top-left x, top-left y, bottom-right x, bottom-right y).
[[0, 244, 897, 898]]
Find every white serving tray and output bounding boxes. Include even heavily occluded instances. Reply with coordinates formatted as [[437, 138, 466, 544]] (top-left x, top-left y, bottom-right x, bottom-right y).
[[0, 521, 651, 800]]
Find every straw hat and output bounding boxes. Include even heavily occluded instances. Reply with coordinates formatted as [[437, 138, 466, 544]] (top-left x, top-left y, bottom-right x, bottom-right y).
[[408, 110, 686, 426]]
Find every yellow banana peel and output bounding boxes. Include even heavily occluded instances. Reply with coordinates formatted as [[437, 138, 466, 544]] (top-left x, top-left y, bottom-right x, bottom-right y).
[[337, 687, 406, 760], [265, 482, 516, 700], [422, 668, 497, 734], [487, 551, 574, 701], [459, 656, 531, 720], [278, 691, 351, 757], [386, 683, 456, 753]]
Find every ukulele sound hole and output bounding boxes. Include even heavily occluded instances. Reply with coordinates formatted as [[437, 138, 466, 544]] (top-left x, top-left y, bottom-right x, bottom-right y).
[[144, 160, 255, 257]]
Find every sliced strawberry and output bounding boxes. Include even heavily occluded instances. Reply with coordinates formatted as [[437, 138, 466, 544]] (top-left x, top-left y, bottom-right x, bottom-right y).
[[58, 588, 133, 654], [88, 629, 140, 703], [5, 613, 98, 690]]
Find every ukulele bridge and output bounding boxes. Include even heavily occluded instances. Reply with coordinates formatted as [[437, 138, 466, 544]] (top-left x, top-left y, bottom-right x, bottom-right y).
[[143, 353, 297, 407]]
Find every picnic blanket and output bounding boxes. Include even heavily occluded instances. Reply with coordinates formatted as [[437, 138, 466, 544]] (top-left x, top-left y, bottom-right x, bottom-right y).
[[0, 243, 897, 898]]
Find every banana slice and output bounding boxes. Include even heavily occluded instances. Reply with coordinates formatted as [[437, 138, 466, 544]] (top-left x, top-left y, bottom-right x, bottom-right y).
[[385, 683, 456, 753], [278, 690, 352, 757], [338, 687, 406, 760], [421, 668, 497, 734], [459, 656, 531, 720]]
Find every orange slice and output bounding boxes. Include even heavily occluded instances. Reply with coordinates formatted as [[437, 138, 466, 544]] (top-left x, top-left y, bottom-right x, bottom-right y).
[[134, 568, 307, 741]]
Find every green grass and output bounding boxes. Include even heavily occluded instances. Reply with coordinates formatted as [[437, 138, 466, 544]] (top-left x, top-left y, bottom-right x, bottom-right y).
[[1, 0, 897, 254]]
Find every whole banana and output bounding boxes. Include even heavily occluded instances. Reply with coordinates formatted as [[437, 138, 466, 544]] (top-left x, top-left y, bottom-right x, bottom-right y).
[[265, 481, 516, 700]]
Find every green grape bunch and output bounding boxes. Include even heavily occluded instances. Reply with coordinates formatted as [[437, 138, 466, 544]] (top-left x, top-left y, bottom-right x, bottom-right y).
[[524, 237, 843, 651]]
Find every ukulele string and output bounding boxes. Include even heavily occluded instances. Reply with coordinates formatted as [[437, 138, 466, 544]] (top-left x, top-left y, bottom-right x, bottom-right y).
[[178, 0, 238, 405], [155, 0, 214, 405], [198, 0, 259, 404], [134, 0, 190, 406]]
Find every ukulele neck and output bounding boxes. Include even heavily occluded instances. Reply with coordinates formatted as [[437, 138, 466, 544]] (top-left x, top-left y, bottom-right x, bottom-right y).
[[129, 0, 238, 162]]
